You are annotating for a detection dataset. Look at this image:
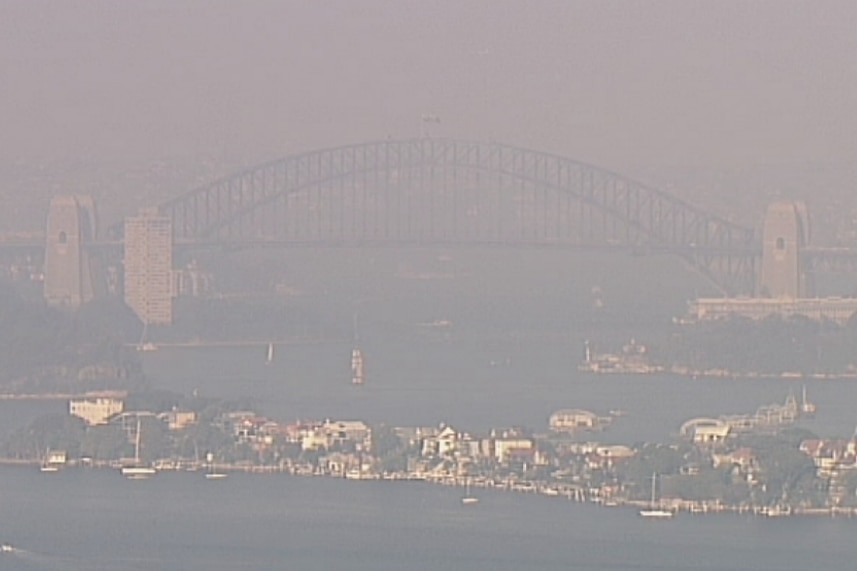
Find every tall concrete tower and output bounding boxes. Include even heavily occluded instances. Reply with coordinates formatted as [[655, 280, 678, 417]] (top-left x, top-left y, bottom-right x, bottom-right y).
[[43, 195, 97, 308], [124, 208, 174, 325], [758, 201, 810, 298]]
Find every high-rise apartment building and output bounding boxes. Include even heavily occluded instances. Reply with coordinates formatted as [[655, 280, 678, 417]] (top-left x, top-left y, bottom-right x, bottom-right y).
[[124, 208, 173, 324]]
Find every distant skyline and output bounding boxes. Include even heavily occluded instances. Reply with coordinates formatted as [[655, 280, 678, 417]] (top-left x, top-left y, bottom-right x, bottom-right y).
[[1, 0, 855, 171]]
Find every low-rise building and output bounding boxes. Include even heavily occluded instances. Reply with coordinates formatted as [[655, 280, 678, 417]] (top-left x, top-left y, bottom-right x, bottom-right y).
[[712, 447, 759, 481], [323, 420, 371, 451], [693, 424, 731, 444], [680, 418, 731, 444], [548, 409, 606, 432], [800, 439, 857, 478], [158, 409, 197, 431], [689, 297, 857, 324], [69, 397, 124, 426], [421, 425, 458, 457], [494, 438, 534, 463]]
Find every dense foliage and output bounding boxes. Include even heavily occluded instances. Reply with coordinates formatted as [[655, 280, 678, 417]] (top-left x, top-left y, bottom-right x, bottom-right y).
[[658, 315, 857, 375], [0, 283, 143, 390]]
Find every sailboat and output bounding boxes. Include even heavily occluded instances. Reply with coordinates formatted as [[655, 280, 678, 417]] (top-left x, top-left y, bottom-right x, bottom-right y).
[[265, 342, 274, 365], [461, 478, 479, 505], [204, 452, 228, 480], [801, 385, 816, 417], [136, 322, 157, 352], [121, 418, 157, 479], [639, 473, 673, 518], [39, 448, 64, 472]]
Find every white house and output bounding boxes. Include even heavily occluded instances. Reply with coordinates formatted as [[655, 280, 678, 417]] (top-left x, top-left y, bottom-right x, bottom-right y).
[[69, 397, 124, 426]]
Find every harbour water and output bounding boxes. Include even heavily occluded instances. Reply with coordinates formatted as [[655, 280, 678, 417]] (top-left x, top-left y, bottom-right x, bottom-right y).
[[2, 466, 857, 571], [4, 250, 857, 568]]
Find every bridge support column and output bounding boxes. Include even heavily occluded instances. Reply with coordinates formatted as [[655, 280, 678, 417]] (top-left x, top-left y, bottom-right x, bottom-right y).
[[757, 201, 810, 298], [43, 195, 98, 308]]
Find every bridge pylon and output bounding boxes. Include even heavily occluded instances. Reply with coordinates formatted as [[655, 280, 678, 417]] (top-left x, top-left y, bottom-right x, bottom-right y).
[[43, 195, 99, 308], [758, 201, 810, 298]]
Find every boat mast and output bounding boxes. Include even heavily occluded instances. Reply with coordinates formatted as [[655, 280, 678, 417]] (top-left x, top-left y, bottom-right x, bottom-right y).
[[650, 472, 657, 507], [134, 418, 142, 464]]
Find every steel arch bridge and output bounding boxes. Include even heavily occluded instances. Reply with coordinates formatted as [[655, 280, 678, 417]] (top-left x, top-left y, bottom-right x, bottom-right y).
[[129, 139, 760, 293]]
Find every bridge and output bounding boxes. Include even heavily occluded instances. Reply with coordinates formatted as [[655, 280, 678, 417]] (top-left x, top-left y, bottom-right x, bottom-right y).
[[104, 138, 759, 293], [12, 138, 857, 296]]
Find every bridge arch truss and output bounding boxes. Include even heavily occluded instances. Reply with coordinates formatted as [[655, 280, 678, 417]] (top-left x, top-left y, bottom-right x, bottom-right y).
[[155, 139, 757, 293]]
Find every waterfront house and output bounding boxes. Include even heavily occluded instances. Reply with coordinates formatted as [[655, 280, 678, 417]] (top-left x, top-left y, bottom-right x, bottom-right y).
[[493, 437, 534, 464], [301, 428, 329, 451], [323, 420, 371, 451], [593, 445, 635, 469], [548, 409, 604, 432], [158, 408, 197, 431], [800, 439, 857, 478], [712, 447, 759, 482], [680, 418, 731, 445], [69, 397, 124, 426], [421, 425, 459, 457]]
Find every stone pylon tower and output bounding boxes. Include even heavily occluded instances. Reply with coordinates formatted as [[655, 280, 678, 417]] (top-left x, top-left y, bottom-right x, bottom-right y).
[[43, 195, 98, 308], [757, 201, 810, 298]]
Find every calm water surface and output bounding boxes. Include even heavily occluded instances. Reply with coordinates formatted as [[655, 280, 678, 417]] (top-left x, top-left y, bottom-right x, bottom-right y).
[[4, 251, 857, 569], [1, 466, 856, 571]]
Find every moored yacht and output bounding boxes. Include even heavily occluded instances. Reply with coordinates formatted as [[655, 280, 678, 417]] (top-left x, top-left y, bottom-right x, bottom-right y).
[[121, 418, 157, 479], [639, 473, 674, 519], [461, 478, 479, 505], [204, 452, 228, 480]]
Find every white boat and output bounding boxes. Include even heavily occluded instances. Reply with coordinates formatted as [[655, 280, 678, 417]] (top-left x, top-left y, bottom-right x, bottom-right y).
[[801, 385, 816, 416], [266, 342, 274, 364], [1, 543, 13, 553], [204, 452, 228, 480], [121, 465, 157, 479], [136, 323, 158, 352], [40, 448, 66, 472], [461, 479, 479, 505], [639, 473, 673, 519], [639, 508, 674, 519], [121, 418, 157, 479]]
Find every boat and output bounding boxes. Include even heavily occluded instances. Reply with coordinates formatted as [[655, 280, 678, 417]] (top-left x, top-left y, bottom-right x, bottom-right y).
[[801, 385, 816, 417], [265, 342, 274, 365], [121, 418, 157, 479], [1, 543, 13, 553], [204, 452, 228, 480], [121, 465, 157, 479], [461, 478, 479, 505], [639, 473, 673, 518], [135, 322, 158, 352], [40, 448, 66, 472], [764, 504, 791, 518]]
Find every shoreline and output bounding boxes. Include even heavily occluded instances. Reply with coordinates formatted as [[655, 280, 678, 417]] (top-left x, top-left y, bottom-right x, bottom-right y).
[[123, 336, 339, 350], [5, 460, 855, 520], [0, 390, 128, 401]]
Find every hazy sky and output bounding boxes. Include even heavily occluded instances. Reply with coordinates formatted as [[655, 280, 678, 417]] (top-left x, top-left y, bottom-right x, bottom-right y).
[[2, 0, 856, 171]]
